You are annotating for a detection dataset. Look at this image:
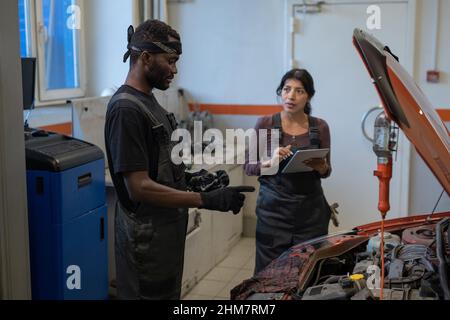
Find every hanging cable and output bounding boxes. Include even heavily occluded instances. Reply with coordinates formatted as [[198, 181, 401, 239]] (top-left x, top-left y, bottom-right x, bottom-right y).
[[427, 189, 446, 221]]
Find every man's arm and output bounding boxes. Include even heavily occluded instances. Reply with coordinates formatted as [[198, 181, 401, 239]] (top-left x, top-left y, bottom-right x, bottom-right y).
[[124, 170, 255, 214], [123, 170, 203, 208]]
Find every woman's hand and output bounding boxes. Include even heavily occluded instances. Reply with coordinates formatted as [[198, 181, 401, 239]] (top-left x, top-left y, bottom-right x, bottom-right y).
[[261, 145, 293, 168], [303, 157, 329, 175]]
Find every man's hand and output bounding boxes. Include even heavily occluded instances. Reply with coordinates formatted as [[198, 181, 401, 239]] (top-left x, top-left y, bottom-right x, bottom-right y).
[[200, 186, 255, 214]]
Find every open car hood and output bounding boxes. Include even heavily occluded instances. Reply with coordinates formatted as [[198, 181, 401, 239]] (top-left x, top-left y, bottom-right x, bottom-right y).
[[353, 29, 450, 195]]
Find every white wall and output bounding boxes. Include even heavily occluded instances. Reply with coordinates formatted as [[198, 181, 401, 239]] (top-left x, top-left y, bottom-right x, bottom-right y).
[[84, 0, 133, 97], [408, 0, 450, 214], [169, 0, 285, 105], [415, 0, 450, 108]]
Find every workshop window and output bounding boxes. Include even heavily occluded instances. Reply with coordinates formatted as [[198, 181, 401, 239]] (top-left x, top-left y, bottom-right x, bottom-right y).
[[18, 0, 86, 103], [19, 0, 32, 57]]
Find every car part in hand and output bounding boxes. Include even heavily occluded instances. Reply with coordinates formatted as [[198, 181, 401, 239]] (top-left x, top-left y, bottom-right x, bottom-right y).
[[186, 169, 229, 192]]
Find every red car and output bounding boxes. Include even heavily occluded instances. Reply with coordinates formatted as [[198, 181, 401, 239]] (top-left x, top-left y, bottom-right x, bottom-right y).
[[231, 29, 450, 301]]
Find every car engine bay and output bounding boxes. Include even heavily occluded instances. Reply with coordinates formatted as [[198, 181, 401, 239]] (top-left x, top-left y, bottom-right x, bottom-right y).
[[298, 219, 450, 300]]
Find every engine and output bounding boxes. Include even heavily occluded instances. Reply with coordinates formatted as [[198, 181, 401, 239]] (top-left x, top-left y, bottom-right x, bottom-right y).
[[300, 224, 448, 300]]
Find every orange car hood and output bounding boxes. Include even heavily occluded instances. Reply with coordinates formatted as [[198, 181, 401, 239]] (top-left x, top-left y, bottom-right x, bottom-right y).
[[353, 29, 450, 195]]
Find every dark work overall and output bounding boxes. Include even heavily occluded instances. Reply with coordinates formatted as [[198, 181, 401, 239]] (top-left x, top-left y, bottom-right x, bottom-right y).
[[110, 93, 188, 300], [254, 113, 331, 274]]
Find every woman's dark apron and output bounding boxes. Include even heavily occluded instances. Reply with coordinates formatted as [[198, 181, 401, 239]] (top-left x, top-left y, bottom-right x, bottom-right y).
[[110, 93, 188, 300], [255, 113, 331, 274]]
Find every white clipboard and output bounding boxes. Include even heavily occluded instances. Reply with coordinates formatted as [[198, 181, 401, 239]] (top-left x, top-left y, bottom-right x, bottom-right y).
[[281, 148, 329, 173]]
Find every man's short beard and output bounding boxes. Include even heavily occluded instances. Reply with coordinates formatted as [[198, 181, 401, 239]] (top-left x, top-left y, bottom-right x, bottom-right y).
[[145, 62, 169, 91]]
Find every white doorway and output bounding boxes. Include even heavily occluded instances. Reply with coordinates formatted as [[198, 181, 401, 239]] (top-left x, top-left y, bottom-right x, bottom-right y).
[[285, 0, 417, 230]]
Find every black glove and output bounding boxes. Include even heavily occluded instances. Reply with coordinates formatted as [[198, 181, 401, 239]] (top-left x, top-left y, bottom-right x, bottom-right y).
[[200, 186, 255, 214]]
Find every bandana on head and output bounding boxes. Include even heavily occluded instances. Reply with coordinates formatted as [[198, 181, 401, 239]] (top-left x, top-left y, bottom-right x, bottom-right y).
[[123, 25, 182, 63]]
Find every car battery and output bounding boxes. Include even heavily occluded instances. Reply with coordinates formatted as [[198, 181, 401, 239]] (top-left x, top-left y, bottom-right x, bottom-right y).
[[25, 130, 108, 300]]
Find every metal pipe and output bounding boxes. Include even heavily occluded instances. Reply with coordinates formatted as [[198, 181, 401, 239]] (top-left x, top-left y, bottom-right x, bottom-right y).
[[430, 0, 440, 70]]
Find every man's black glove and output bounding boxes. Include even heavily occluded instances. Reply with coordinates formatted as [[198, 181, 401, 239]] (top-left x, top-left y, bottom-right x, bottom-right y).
[[200, 186, 255, 214]]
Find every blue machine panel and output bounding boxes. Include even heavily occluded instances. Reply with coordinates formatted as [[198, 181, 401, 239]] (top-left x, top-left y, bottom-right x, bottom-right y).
[[51, 159, 105, 224], [60, 205, 108, 299], [26, 136, 108, 300]]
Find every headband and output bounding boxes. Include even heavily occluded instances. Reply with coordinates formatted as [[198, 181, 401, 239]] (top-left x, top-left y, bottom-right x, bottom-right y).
[[123, 25, 182, 63]]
